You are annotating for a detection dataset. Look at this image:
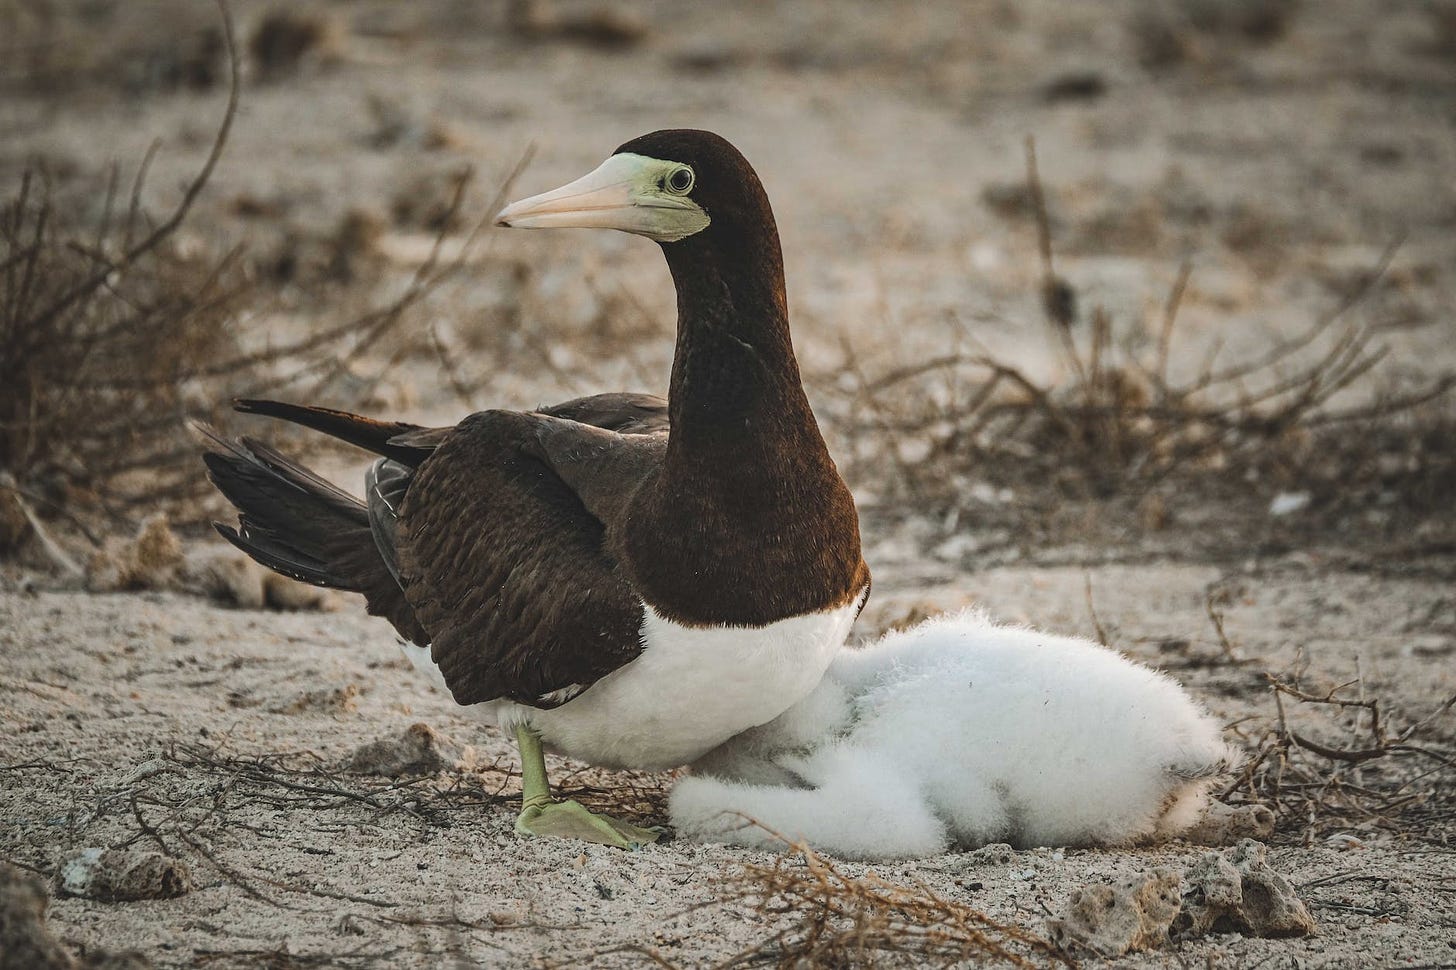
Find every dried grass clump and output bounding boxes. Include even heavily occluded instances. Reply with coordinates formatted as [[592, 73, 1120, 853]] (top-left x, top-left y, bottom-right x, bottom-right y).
[[0, 15, 247, 540], [1, 7, 520, 562], [507, 0, 650, 50], [824, 139, 1456, 548], [85, 514, 184, 592], [0, 0, 225, 95], [247, 6, 345, 80], [716, 839, 1068, 969], [1130, 0, 1299, 71], [1222, 670, 1456, 845]]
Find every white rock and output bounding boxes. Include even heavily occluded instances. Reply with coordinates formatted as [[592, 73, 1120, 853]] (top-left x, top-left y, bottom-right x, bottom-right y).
[[1268, 492, 1311, 516]]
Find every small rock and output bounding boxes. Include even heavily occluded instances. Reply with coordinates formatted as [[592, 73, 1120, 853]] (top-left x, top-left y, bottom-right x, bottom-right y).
[[1183, 801, 1276, 845], [268, 684, 361, 715], [87, 516, 184, 592], [555, 7, 648, 48], [343, 723, 476, 776], [249, 7, 344, 79], [1042, 71, 1107, 103], [180, 548, 266, 608], [327, 208, 386, 281], [508, 0, 648, 48], [55, 849, 191, 903], [1269, 491, 1311, 517], [1049, 869, 1183, 957], [671, 40, 746, 73], [261, 572, 337, 612], [1175, 839, 1315, 939], [1131, 12, 1204, 70], [116, 758, 170, 787], [0, 488, 30, 555], [1, 863, 76, 969], [180, 547, 337, 611], [960, 843, 1018, 866]]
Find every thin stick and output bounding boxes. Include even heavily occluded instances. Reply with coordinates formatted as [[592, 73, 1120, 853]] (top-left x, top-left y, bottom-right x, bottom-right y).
[[28, 0, 240, 329], [1084, 572, 1111, 646]]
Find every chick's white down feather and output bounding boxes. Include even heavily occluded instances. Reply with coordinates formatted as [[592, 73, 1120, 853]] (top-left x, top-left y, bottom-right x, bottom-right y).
[[670, 610, 1239, 861]]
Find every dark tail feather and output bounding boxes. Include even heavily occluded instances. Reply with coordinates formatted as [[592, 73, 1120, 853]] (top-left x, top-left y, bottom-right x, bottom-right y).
[[234, 399, 433, 465], [194, 422, 431, 643], [195, 422, 371, 590]]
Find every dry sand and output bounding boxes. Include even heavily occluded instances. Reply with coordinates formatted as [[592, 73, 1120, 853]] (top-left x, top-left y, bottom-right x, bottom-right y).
[[3, 0, 1455, 966], [3, 559, 1454, 967]]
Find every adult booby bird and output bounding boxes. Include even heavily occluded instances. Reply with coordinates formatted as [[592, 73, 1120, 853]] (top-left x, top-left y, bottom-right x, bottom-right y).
[[201, 130, 871, 848]]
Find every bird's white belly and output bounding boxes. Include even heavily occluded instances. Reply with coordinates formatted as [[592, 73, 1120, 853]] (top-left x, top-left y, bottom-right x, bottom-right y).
[[403, 589, 867, 770]]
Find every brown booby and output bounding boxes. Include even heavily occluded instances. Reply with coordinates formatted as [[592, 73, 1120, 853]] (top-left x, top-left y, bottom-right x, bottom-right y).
[[200, 130, 871, 848]]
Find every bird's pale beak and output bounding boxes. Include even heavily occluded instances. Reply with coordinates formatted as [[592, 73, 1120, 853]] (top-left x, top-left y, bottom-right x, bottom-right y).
[[496, 155, 640, 231], [495, 153, 709, 242]]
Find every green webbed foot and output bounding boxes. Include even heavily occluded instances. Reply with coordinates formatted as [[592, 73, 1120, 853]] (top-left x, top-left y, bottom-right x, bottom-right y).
[[512, 723, 664, 850], [514, 799, 664, 850]]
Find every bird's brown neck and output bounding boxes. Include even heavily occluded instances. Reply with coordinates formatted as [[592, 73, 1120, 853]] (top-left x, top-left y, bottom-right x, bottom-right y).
[[625, 215, 869, 628], [660, 220, 809, 450]]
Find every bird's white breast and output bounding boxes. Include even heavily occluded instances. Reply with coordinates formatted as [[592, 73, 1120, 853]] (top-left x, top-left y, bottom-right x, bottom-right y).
[[438, 588, 867, 770]]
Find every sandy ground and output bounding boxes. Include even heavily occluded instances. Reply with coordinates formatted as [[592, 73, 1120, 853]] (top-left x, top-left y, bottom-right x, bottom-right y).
[[3, 559, 1455, 968], [3, 1, 1456, 967]]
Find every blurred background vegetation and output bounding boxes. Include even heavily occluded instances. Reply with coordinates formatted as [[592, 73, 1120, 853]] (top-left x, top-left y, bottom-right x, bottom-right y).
[[1, 0, 1453, 576]]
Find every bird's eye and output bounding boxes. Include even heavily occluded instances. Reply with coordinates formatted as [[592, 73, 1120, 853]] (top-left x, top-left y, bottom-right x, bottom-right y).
[[666, 166, 694, 194]]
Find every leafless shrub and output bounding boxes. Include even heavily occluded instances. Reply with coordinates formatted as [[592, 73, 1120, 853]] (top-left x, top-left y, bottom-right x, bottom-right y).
[[712, 837, 1068, 969], [1130, 0, 1299, 72], [820, 139, 1456, 550], [0, 0, 225, 94], [1428, 5, 1456, 59], [507, 0, 650, 50], [1222, 672, 1456, 845], [248, 6, 344, 80], [0, 167, 254, 513], [554, 763, 672, 827], [0, 5, 247, 544], [0, 6, 528, 558]]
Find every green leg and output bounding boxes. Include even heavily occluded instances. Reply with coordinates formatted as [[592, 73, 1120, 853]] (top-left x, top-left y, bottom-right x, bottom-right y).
[[512, 724, 663, 850]]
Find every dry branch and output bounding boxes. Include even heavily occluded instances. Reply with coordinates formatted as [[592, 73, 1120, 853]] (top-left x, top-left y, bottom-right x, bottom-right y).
[[1221, 671, 1456, 844], [816, 161, 1455, 548], [0, 2, 247, 537], [711, 833, 1068, 969], [0, 15, 530, 549]]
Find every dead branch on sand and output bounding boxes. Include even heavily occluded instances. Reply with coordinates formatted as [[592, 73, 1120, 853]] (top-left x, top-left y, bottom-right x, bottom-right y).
[[818, 139, 1456, 545], [1223, 669, 1456, 846], [0, 0, 246, 533], [0, 2, 531, 546], [709, 830, 1068, 969]]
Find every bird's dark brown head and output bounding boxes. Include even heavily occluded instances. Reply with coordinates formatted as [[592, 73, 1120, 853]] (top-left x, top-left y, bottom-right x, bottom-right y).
[[610, 129, 774, 245], [494, 128, 791, 427], [494, 129, 774, 249]]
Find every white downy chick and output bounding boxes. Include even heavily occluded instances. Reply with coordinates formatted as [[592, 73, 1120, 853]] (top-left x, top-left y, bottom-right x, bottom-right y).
[[671, 610, 1239, 861]]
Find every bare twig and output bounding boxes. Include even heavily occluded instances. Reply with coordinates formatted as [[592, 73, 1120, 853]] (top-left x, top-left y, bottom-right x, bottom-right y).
[[1222, 671, 1456, 843], [1083, 573, 1110, 647], [714, 829, 1070, 969], [29, 0, 240, 330]]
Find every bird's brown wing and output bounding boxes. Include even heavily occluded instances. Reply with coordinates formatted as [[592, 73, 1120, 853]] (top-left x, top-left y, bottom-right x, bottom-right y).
[[393, 405, 667, 709], [538, 392, 669, 435]]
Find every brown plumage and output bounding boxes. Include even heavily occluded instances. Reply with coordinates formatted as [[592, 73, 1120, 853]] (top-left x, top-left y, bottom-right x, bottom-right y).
[[202, 130, 868, 756]]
